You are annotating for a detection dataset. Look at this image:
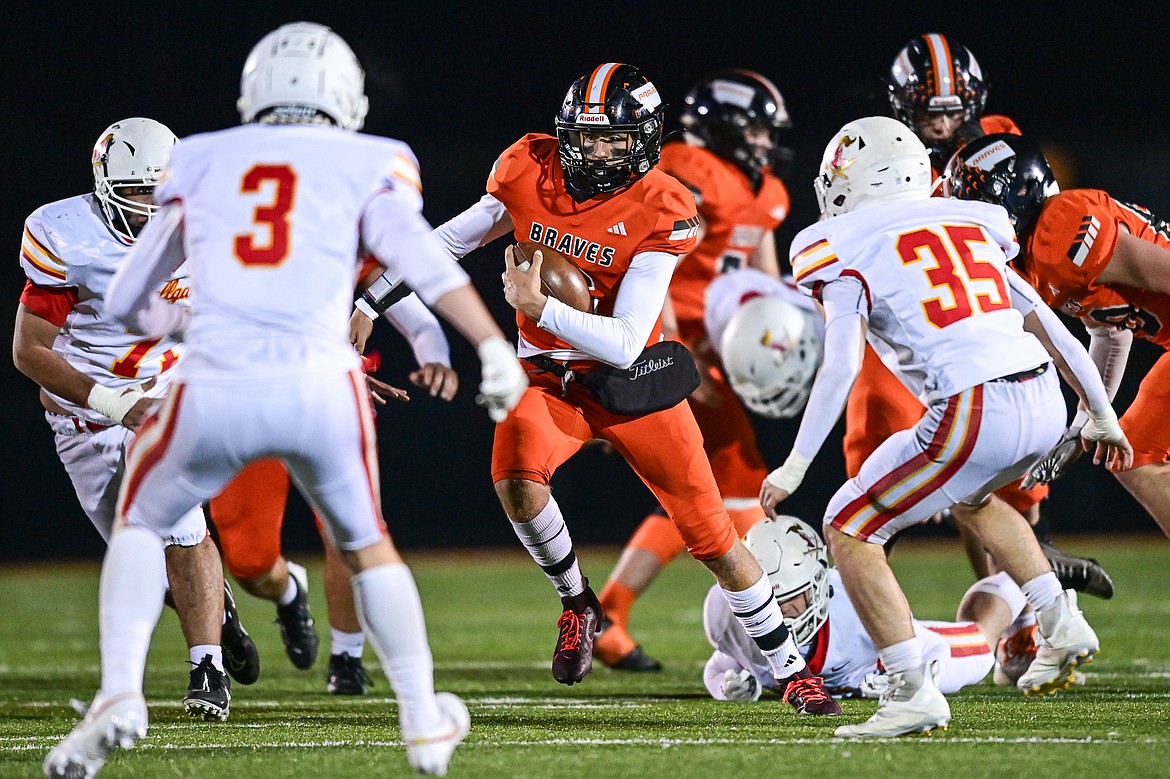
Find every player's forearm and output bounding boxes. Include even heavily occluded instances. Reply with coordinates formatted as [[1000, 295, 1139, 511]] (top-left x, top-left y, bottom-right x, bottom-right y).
[[1086, 324, 1132, 403], [384, 293, 451, 367], [430, 284, 506, 348], [107, 205, 186, 329], [12, 341, 94, 408], [1021, 308, 1111, 415], [791, 313, 863, 461], [432, 193, 511, 259], [538, 251, 674, 368], [362, 195, 471, 307]]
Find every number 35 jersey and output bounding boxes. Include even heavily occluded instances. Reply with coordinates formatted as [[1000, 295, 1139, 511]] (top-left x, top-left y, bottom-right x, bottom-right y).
[[154, 124, 423, 381], [790, 198, 1050, 405], [19, 194, 186, 423]]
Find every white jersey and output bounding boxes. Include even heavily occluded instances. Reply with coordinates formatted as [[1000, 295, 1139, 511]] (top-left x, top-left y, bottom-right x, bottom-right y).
[[789, 198, 1050, 404], [19, 194, 187, 424], [703, 267, 818, 357], [147, 124, 439, 383], [702, 570, 990, 696]]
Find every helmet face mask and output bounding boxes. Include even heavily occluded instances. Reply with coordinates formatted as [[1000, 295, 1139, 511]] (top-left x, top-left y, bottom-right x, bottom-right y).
[[888, 33, 988, 134], [814, 116, 932, 218], [941, 133, 1058, 238], [91, 117, 177, 244], [720, 295, 821, 419], [238, 22, 369, 131], [743, 516, 831, 646], [680, 70, 793, 185], [555, 63, 664, 201]]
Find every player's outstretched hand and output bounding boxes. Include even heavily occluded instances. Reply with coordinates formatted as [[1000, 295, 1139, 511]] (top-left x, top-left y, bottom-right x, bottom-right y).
[[411, 362, 459, 401], [367, 375, 409, 406], [1081, 408, 1134, 472], [476, 336, 527, 422], [1022, 425, 1084, 488], [760, 452, 811, 518]]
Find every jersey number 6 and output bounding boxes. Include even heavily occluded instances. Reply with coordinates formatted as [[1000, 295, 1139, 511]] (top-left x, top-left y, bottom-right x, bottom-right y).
[[234, 164, 297, 267], [897, 225, 1010, 328]]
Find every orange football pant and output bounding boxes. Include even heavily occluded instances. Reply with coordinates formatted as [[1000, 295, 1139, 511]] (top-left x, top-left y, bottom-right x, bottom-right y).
[[208, 458, 293, 580], [491, 365, 737, 561], [1120, 349, 1170, 467]]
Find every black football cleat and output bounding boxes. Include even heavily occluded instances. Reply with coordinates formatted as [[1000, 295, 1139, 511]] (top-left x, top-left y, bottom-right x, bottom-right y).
[[275, 562, 320, 670], [1041, 541, 1115, 599], [552, 580, 604, 685], [595, 619, 663, 672], [183, 654, 231, 721], [221, 582, 261, 685], [327, 653, 373, 695]]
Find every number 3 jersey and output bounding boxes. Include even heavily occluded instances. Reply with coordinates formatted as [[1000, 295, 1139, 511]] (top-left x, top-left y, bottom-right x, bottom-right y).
[[790, 198, 1050, 405], [148, 124, 432, 382], [19, 194, 186, 424]]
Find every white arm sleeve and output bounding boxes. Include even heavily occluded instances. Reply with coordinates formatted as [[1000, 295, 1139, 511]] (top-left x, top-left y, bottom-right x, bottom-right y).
[[383, 292, 451, 367], [106, 203, 187, 336], [537, 250, 675, 368], [791, 277, 867, 462], [361, 192, 471, 306], [432, 193, 508, 259], [1087, 324, 1133, 403], [1007, 269, 1112, 415]]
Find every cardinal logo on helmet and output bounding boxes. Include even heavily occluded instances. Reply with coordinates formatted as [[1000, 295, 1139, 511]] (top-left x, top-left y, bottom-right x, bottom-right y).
[[829, 135, 859, 180]]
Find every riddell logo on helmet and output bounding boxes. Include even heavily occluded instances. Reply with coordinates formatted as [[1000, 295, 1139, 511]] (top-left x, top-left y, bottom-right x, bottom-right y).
[[575, 113, 611, 125]]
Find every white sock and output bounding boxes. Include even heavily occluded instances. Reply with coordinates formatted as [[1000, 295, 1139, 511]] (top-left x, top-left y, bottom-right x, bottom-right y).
[[1020, 572, 1062, 612], [510, 497, 583, 599], [98, 526, 166, 699], [189, 645, 224, 673], [278, 574, 298, 607], [332, 629, 365, 658], [877, 637, 923, 675], [352, 563, 441, 734], [721, 574, 806, 679]]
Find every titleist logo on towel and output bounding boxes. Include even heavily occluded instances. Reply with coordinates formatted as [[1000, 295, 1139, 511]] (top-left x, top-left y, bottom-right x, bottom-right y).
[[629, 356, 674, 380]]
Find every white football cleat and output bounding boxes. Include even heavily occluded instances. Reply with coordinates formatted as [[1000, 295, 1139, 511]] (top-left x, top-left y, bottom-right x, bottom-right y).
[[44, 692, 147, 778], [402, 692, 470, 776], [1018, 590, 1098, 697], [835, 660, 950, 739]]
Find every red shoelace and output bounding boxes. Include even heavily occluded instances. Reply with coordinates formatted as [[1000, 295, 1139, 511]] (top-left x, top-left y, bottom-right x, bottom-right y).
[[556, 610, 585, 653]]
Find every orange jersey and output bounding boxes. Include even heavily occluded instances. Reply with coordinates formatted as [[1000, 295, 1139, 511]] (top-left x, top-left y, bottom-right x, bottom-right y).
[[657, 142, 790, 323], [487, 134, 699, 353], [1024, 189, 1170, 349]]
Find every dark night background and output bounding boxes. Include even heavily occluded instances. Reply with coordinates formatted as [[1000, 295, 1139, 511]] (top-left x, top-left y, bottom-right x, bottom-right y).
[[2, 1, 1167, 561]]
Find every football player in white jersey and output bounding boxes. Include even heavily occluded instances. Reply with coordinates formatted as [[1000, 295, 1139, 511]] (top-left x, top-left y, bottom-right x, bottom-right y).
[[43, 22, 526, 779], [703, 516, 1027, 701], [14, 116, 259, 721], [759, 116, 1132, 738]]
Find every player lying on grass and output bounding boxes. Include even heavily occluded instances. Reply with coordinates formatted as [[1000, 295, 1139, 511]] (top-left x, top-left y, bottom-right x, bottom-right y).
[[702, 516, 1032, 701]]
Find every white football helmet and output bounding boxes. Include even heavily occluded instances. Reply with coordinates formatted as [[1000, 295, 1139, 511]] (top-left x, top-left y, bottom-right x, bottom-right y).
[[813, 115, 931, 217], [238, 22, 369, 130], [720, 295, 821, 419], [91, 117, 177, 244], [743, 516, 831, 647]]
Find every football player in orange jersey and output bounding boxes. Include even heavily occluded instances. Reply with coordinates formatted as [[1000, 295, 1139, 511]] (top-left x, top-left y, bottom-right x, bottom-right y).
[[945, 133, 1170, 542], [357, 62, 840, 712], [849, 33, 1111, 597], [592, 70, 795, 671]]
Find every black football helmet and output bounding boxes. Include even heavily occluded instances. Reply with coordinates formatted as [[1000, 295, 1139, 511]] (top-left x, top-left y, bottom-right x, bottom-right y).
[[680, 69, 793, 188], [555, 63, 665, 201], [888, 33, 989, 165], [941, 133, 1057, 238]]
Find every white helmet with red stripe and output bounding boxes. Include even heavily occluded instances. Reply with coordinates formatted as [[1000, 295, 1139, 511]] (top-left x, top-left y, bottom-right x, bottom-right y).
[[238, 22, 368, 131], [743, 516, 831, 647], [814, 116, 931, 217]]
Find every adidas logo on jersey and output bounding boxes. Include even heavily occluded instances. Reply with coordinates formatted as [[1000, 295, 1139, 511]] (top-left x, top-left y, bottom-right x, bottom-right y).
[[607, 222, 627, 236], [1067, 215, 1100, 267]]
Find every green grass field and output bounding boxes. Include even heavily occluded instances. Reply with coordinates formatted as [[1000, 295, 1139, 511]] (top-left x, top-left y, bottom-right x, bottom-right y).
[[3, 536, 1170, 778]]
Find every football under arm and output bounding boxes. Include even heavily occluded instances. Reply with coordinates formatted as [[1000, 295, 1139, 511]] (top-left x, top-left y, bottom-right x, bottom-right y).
[[789, 277, 867, 463], [537, 250, 676, 368], [106, 204, 188, 337]]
